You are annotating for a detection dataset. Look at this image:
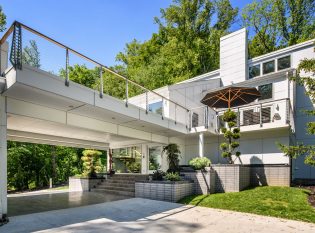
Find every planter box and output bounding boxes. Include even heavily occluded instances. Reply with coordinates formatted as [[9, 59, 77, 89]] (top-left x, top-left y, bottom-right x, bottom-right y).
[[181, 168, 216, 194], [69, 177, 104, 192], [211, 165, 250, 193], [250, 164, 290, 187], [135, 180, 194, 202]]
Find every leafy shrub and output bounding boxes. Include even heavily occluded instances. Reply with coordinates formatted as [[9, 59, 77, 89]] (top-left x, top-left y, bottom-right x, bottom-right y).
[[165, 172, 181, 181], [152, 170, 165, 181], [81, 150, 102, 178], [162, 143, 181, 173], [189, 157, 211, 170]]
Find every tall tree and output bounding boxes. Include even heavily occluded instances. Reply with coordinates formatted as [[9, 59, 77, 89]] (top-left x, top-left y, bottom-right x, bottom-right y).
[[242, 0, 315, 58], [22, 40, 41, 68], [278, 47, 315, 166], [0, 6, 6, 32], [116, 0, 238, 89]]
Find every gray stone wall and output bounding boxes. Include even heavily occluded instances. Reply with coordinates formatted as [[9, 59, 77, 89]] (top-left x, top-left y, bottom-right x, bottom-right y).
[[211, 165, 250, 193], [181, 169, 216, 194], [250, 165, 290, 187], [135, 181, 194, 202]]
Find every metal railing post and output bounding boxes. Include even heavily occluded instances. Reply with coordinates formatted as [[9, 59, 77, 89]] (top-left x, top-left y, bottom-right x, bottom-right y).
[[161, 97, 164, 120], [65, 48, 69, 86], [205, 106, 209, 129], [174, 104, 177, 124], [145, 91, 149, 114], [237, 107, 240, 128], [125, 79, 128, 107], [259, 103, 263, 127], [189, 110, 192, 130], [99, 66, 103, 98]]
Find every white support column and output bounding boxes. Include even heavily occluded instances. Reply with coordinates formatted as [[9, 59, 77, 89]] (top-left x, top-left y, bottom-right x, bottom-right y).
[[199, 132, 204, 157], [106, 149, 110, 172], [141, 144, 148, 174], [0, 42, 9, 75], [0, 96, 7, 222]]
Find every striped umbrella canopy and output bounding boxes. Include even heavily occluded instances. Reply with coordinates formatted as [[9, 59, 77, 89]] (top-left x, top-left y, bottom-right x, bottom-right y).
[[201, 86, 261, 108]]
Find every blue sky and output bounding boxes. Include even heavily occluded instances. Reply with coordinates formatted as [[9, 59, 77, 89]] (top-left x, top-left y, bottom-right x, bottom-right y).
[[1, 0, 252, 72]]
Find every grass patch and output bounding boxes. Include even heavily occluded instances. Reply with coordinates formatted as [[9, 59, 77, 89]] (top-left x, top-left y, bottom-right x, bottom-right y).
[[179, 186, 315, 223]]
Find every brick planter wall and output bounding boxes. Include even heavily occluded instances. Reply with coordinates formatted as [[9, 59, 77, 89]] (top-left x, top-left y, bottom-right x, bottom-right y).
[[135, 180, 194, 202], [181, 168, 216, 194], [211, 165, 250, 193], [69, 177, 103, 192], [250, 164, 290, 187]]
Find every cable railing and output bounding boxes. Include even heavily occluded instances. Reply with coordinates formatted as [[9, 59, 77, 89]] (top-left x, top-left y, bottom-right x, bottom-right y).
[[216, 98, 293, 131], [0, 21, 190, 126]]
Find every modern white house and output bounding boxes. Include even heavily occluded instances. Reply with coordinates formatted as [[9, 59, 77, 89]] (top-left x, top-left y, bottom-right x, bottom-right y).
[[0, 21, 314, 220]]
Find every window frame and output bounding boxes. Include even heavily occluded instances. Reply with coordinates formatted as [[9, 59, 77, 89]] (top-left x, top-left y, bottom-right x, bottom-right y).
[[277, 55, 291, 71], [262, 60, 275, 75], [248, 64, 261, 79], [258, 83, 273, 101]]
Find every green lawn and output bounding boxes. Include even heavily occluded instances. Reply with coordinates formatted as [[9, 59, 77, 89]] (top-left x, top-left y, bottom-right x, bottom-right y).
[[179, 186, 315, 223]]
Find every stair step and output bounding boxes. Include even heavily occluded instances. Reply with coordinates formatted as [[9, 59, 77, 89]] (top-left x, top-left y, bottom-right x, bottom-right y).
[[97, 184, 135, 190], [93, 189, 135, 197], [93, 186, 134, 192]]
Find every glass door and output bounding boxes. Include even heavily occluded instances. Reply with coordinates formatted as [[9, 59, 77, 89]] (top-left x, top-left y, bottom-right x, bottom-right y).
[[148, 145, 162, 173]]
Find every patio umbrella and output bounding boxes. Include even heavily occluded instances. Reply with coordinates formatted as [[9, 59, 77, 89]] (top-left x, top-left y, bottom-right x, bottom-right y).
[[201, 86, 261, 108]]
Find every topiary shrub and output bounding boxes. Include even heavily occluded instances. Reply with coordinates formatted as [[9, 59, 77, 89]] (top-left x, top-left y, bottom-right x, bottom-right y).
[[189, 157, 211, 170], [162, 143, 181, 173], [165, 172, 181, 181], [81, 150, 103, 178], [220, 109, 241, 164], [152, 170, 165, 181]]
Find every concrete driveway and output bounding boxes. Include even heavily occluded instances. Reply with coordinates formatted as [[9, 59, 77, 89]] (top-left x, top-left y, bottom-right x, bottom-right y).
[[2, 198, 315, 233], [8, 191, 130, 216]]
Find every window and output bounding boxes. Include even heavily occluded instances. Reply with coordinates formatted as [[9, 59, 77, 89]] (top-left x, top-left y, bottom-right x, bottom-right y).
[[249, 64, 260, 79], [278, 56, 291, 70], [192, 112, 199, 127], [263, 60, 275, 74], [149, 101, 163, 115], [258, 83, 273, 100]]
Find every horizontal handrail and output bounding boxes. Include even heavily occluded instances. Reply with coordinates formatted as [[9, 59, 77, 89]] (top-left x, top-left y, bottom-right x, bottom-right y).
[[0, 21, 190, 112], [216, 98, 290, 113]]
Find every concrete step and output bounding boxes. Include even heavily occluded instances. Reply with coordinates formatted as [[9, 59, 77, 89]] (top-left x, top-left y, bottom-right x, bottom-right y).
[[93, 186, 135, 192], [93, 189, 135, 197], [105, 180, 136, 185], [97, 183, 135, 190]]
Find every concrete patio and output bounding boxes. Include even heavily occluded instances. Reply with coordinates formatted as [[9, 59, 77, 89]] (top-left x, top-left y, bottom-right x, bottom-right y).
[[2, 198, 315, 233]]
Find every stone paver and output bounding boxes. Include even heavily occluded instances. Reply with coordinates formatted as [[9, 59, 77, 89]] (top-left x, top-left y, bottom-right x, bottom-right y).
[[1, 198, 315, 233]]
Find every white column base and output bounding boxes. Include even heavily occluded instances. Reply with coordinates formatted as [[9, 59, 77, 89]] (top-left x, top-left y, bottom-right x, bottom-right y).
[[0, 96, 7, 223], [199, 133, 204, 157]]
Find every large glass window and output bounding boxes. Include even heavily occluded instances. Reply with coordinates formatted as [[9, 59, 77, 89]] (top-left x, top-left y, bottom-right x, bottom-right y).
[[263, 60, 275, 74], [149, 146, 162, 171], [277, 56, 291, 70], [112, 146, 142, 173], [258, 83, 273, 100], [249, 64, 260, 79], [149, 101, 163, 115]]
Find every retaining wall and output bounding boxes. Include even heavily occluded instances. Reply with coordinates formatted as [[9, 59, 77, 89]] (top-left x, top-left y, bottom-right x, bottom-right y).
[[135, 181, 194, 202]]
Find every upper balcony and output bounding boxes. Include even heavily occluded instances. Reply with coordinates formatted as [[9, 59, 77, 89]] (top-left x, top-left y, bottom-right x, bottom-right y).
[[188, 98, 295, 134]]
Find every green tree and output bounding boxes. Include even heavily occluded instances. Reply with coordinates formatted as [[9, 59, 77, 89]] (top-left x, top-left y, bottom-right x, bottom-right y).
[[220, 109, 241, 164], [242, 0, 315, 58], [117, 0, 238, 89], [0, 5, 6, 32], [22, 40, 41, 68], [278, 49, 315, 166], [81, 149, 103, 177]]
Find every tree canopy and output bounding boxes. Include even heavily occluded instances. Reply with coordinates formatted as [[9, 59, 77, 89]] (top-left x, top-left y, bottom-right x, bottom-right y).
[[242, 0, 315, 58]]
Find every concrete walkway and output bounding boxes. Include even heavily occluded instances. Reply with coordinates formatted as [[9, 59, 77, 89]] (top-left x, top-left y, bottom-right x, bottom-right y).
[[1, 198, 315, 233]]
